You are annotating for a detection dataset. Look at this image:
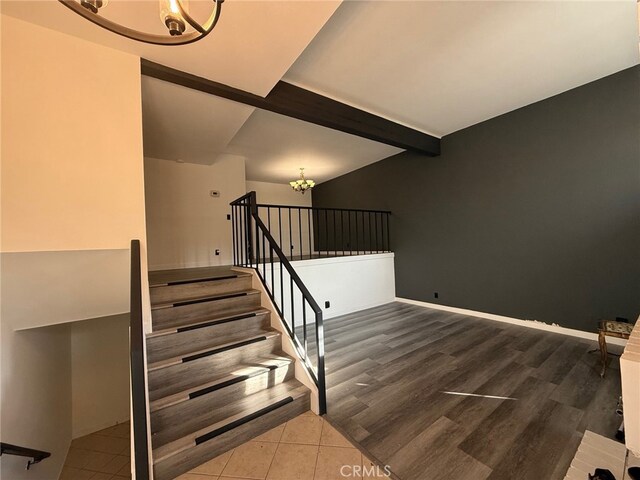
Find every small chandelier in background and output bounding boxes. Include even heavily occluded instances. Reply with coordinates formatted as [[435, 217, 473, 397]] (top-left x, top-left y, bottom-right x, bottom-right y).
[[290, 168, 315, 195], [58, 0, 224, 46]]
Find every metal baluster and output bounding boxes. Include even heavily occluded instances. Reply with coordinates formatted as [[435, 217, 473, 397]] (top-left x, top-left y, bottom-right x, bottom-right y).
[[302, 297, 307, 362], [353, 211, 360, 255], [375, 211, 379, 253], [290, 271, 295, 335], [231, 206, 236, 265], [386, 213, 390, 251], [368, 211, 372, 254], [316, 311, 326, 414], [361, 211, 365, 254], [324, 209, 328, 256], [308, 209, 312, 260], [280, 259, 284, 317], [279, 207, 283, 253], [262, 229, 266, 277], [247, 204, 254, 266], [240, 205, 245, 266], [298, 208, 303, 261], [289, 208, 293, 260], [270, 244, 274, 294], [333, 210, 337, 257], [348, 211, 353, 256], [341, 211, 345, 256], [255, 215, 260, 270]]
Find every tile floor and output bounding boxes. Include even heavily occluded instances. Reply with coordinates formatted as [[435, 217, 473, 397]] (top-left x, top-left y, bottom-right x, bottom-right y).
[[60, 412, 387, 480], [60, 422, 131, 480], [176, 411, 389, 480]]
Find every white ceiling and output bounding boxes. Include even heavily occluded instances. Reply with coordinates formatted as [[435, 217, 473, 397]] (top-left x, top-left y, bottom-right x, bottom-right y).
[[140, 77, 401, 181], [284, 1, 640, 137], [1, 0, 341, 96], [141, 76, 255, 164], [5, 1, 639, 184], [224, 109, 403, 184]]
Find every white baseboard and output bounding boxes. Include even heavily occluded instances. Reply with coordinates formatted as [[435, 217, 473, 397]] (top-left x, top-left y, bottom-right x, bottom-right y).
[[396, 297, 628, 347]]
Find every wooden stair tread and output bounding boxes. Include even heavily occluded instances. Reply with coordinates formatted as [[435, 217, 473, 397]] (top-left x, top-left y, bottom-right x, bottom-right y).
[[151, 289, 260, 310], [149, 266, 249, 287], [152, 379, 308, 461], [148, 307, 270, 338], [147, 330, 280, 371], [150, 354, 294, 413]]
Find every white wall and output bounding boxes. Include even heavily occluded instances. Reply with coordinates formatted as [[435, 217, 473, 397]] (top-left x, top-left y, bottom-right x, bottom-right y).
[[71, 314, 131, 439], [262, 253, 396, 324], [0, 320, 72, 480], [247, 180, 314, 258], [2, 250, 130, 330], [145, 155, 246, 270], [1, 14, 147, 479]]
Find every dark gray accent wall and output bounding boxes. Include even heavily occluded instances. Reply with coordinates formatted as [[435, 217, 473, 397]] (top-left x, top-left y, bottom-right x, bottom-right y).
[[312, 66, 640, 331]]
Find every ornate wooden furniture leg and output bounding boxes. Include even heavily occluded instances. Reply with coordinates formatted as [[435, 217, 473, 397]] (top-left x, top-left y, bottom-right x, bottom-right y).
[[597, 320, 633, 379], [599, 329, 608, 377]]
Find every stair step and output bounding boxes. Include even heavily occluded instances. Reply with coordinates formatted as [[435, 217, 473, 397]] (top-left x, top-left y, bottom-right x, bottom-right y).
[[149, 266, 246, 287], [148, 334, 284, 402], [150, 355, 294, 412], [153, 391, 309, 480], [150, 273, 253, 306], [151, 379, 308, 462], [151, 360, 295, 426], [147, 310, 271, 364], [148, 330, 279, 372], [148, 307, 271, 337], [152, 289, 261, 331]]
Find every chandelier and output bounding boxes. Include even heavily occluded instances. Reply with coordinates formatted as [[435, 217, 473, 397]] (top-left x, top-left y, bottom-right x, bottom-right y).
[[58, 0, 224, 46], [289, 168, 315, 195]]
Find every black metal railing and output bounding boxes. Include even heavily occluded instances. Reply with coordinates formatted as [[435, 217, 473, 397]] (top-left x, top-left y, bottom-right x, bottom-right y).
[[0, 443, 50, 470], [254, 203, 392, 261], [130, 239, 150, 480], [231, 192, 327, 414]]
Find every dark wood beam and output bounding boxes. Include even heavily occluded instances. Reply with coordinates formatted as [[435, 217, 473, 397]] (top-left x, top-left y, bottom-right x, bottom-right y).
[[141, 59, 441, 156]]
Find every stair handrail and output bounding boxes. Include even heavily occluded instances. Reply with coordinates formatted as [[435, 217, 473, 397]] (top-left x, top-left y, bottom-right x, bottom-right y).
[[130, 239, 151, 480], [0, 442, 51, 470], [230, 192, 327, 414]]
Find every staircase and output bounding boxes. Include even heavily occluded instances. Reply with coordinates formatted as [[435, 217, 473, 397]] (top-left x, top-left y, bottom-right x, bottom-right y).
[[146, 266, 311, 480]]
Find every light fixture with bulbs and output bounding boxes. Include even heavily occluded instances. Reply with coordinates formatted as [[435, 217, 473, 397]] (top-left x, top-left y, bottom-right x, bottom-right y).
[[58, 0, 224, 46], [289, 168, 315, 195]]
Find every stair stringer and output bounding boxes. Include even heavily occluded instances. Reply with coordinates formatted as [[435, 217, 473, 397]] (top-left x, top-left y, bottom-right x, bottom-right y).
[[232, 267, 321, 414]]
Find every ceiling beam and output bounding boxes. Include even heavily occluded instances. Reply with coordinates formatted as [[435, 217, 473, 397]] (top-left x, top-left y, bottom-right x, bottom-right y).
[[141, 59, 441, 156]]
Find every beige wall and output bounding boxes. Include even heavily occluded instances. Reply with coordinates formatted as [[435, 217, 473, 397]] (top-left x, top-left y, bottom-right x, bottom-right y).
[[247, 180, 314, 258], [71, 314, 131, 438], [1, 16, 146, 252], [145, 155, 246, 270], [1, 15, 148, 479]]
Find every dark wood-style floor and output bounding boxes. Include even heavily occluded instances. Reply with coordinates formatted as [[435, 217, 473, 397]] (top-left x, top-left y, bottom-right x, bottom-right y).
[[323, 302, 622, 480]]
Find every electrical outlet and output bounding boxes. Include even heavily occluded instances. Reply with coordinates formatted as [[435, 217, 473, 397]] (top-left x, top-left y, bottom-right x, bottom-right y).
[[215, 249, 220, 256], [325, 301, 330, 309], [226, 214, 231, 220], [434, 292, 439, 299]]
